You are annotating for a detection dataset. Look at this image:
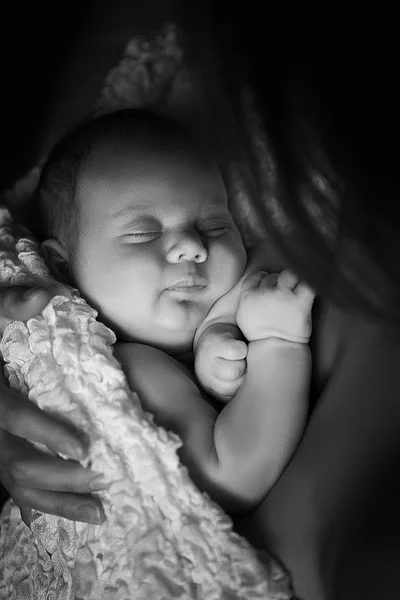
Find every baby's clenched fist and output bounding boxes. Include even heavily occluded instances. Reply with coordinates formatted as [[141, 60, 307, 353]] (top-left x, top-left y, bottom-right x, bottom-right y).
[[194, 323, 248, 403], [236, 269, 315, 343]]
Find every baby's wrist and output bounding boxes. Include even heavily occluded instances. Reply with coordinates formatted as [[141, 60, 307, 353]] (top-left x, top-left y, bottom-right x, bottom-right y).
[[245, 329, 310, 344], [195, 321, 242, 349], [247, 337, 309, 356]]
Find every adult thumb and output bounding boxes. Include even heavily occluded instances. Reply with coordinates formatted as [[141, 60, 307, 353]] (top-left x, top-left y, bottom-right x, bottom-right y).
[[0, 285, 52, 328]]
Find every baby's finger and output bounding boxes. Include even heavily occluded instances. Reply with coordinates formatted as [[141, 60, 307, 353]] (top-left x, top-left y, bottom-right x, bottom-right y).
[[219, 337, 248, 360], [241, 271, 268, 294], [0, 388, 88, 461], [259, 272, 279, 289], [295, 280, 316, 302], [14, 488, 105, 525], [277, 269, 300, 290], [214, 357, 247, 382]]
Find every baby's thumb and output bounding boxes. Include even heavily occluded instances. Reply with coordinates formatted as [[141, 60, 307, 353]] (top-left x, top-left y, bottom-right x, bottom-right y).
[[220, 336, 248, 360], [241, 271, 268, 294]]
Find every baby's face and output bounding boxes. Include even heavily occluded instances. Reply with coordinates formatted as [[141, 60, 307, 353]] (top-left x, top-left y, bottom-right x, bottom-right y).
[[71, 143, 247, 354]]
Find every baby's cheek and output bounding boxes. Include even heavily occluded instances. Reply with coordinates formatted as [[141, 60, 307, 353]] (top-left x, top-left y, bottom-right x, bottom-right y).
[[71, 248, 129, 314], [212, 238, 247, 290]]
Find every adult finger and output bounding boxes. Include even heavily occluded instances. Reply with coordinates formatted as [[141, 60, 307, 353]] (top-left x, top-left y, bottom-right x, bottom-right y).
[[0, 430, 107, 494], [14, 488, 105, 525], [0, 284, 54, 326], [0, 387, 88, 461], [20, 506, 32, 528]]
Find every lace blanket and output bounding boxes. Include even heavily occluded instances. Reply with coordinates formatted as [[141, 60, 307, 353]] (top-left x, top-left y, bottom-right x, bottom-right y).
[[0, 24, 292, 599]]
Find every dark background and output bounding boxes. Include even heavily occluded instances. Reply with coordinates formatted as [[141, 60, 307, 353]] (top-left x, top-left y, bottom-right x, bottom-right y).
[[0, 0, 194, 194]]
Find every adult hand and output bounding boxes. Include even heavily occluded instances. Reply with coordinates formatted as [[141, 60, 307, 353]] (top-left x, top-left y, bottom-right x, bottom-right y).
[[0, 284, 107, 526], [0, 284, 55, 335]]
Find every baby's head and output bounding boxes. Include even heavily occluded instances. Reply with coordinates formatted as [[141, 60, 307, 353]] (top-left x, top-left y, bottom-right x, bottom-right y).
[[38, 109, 247, 354]]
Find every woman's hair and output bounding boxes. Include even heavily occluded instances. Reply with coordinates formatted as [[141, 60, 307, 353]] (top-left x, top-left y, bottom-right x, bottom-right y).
[[209, 0, 400, 326], [36, 109, 195, 256]]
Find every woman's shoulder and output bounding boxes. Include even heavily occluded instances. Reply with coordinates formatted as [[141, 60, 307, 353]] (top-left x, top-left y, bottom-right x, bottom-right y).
[[311, 297, 400, 398]]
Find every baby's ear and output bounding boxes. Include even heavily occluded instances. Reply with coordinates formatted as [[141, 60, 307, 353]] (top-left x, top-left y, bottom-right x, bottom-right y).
[[41, 239, 73, 285]]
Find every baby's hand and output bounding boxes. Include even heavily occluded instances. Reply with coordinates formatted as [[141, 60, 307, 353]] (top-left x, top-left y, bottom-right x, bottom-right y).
[[236, 269, 316, 343], [194, 323, 248, 404]]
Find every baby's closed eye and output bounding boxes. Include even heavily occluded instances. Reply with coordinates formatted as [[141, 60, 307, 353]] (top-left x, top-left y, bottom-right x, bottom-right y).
[[123, 231, 162, 243], [197, 220, 231, 237]]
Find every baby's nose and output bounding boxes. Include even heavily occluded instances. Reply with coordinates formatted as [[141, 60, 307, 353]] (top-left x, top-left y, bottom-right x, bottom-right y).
[[167, 233, 207, 263]]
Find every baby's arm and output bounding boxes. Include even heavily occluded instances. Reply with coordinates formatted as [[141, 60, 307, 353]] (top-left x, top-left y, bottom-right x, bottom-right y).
[[116, 266, 313, 513], [194, 240, 285, 402], [214, 336, 310, 507], [214, 269, 315, 504]]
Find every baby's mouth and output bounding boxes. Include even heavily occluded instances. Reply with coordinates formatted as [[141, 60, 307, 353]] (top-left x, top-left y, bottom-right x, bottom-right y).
[[166, 277, 208, 293]]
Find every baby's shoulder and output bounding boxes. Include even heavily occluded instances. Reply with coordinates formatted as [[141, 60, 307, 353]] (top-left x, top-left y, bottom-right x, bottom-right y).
[[114, 342, 195, 388], [113, 342, 213, 436], [114, 341, 178, 373], [114, 341, 168, 362]]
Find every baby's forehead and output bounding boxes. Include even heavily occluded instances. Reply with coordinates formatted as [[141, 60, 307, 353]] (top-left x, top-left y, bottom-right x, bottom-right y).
[[82, 134, 221, 185], [77, 136, 227, 214]]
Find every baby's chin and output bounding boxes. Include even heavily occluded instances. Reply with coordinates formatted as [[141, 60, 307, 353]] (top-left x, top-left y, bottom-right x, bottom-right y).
[[149, 303, 206, 354], [115, 309, 203, 354], [159, 299, 209, 331], [110, 300, 210, 354]]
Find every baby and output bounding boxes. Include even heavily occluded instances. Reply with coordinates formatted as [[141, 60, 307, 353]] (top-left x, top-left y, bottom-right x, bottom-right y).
[[37, 109, 314, 513]]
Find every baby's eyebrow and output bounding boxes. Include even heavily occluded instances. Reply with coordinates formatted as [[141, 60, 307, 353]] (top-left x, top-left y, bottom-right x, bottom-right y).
[[111, 204, 153, 220], [200, 204, 231, 218]]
